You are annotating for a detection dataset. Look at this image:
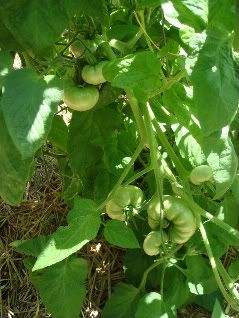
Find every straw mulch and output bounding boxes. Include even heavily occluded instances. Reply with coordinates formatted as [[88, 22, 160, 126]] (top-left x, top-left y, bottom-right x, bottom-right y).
[[0, 156, 123, 318]]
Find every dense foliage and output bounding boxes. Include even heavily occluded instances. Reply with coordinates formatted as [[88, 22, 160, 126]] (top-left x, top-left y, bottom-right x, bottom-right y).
[[0, 1, 239, 317]]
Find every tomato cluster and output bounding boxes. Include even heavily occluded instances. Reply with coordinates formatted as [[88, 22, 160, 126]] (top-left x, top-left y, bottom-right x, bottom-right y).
[[63, 56, 109, 112]]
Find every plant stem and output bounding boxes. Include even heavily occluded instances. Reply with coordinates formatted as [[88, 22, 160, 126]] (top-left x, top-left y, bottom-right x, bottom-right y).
[[199, 219, 239, 310], [149, 105, 188, 181], [150, 70, 187, 98], [97, 142, 144, 211], [139, 258, 164, 291], [127, 90, 147, 143], [142, 102, 162, 196], [123, 165, 153, 186], [139, 244, 182, 291]]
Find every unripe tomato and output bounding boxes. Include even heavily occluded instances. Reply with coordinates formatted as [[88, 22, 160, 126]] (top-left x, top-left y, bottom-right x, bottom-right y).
[[190, 165, 213, 185], [148, 216, 160, 230], [105, 201, 125, 221], [147, 197, 162, 221], [63, 81, 99, 111], [163, 195, 196, 244], [106, 185, 144, 221], [81, 61, 108, 85], [127, 185, 144, 208], [143, 231, 167, 256]]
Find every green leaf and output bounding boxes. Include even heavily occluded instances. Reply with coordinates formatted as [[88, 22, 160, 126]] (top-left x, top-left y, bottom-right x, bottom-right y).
[[0, 110, 33, 205], [31, 257, 88, 318], [103, 283, 140, 318], [212, 299, 225, 318], [185, 255, 217, 295], [33, 198, 100, 270], [221, 175, 239, 228], [174, 125, 238, 199], [76, 0, 109, 26], [66, 197, 98, 223], [185, 1, 239, 135], [104, 220, 140, 248], [161, 0, 207, 31], [47, 114, 68, 152], [0, 0, 88, 54], [135, 292, 175, 318], [123, 249, 161, 289], [190, 36, 239, 134], [228, 259, 239, 281], [164, 267, 192, 308], [0, 49, 12, 85], [2, 69, 63, 159], [11, 236, 49, 257], [103, 51, 162, 101], [189, 222, 239, 258]]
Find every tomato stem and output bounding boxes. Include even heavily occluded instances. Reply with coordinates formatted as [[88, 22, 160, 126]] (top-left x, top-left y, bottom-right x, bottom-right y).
[[199, 219, 239, 310]]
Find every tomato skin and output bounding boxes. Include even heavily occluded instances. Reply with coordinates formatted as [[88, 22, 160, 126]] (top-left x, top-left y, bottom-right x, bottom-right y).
[[82, 61, 108, 85], [63, 81, 99, 111], [190, 165, 213, 185], [147, 197, 162, 221], [106, 185, 144, 221], [143, 231, 167, 256], [106, 201, 126, 221], [163, 195, 196, 244]]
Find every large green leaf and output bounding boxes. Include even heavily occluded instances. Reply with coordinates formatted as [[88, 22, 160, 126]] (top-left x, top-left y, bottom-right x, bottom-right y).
[[11, 236, 50, 257], [2, 69, 63, 159], [0, 49, 12, 85], [47, 114, 68, 152], [0, 110, 33, 205], [103, 283, 140, 318], [33, 198, 100, 270], [135, 292, 175, 318], [0, 0, 89, 54], [103, 51, 162, 101], [31, 257, 88, 318], [185, 255, 217, 295], [161, 0, 207, 31], [104, 220, 140, 249], [185, 1, 239, 135]]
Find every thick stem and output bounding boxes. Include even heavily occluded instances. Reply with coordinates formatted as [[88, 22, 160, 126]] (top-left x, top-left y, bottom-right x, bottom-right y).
[[127, 90, 147, 143], [149, 105, 188, 181], [142, 102, 162, 196], [199, 219, 239, 310]]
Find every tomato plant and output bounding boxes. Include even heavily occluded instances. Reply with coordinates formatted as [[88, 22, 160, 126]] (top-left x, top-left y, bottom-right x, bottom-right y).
[[0, 1, 239, 318]]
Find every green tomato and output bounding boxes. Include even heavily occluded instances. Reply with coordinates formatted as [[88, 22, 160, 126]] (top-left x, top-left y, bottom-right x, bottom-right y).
[[81, 61, 108, 85], [127, 185, 144, 208], [190, 165, 213, 185], [163, 195, 196, 244], [147, 197, 162, 221], [105, 200, 125, 221], [63, 81, 99, 111], [106, 185, 144, 221], [143, 231, 167, 256], [148, 216, 159, 230]]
